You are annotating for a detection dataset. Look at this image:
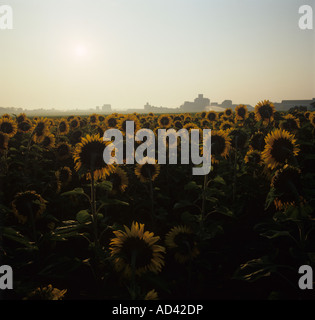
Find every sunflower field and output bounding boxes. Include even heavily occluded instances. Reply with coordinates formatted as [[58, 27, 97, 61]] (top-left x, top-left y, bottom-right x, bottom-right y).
[[1, 101, 315, 300]]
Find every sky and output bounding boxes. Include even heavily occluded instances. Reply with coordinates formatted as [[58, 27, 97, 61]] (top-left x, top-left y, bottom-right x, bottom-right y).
[[0, 0, 314, 111]]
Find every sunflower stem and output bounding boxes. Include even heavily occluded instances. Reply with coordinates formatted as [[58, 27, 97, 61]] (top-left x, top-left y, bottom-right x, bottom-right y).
[[201, 173, 208, 230], [90, 170, 99, 248]]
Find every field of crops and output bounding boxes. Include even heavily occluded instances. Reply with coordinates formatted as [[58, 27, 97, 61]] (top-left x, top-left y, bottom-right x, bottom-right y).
[[1, 101, 315, 300]]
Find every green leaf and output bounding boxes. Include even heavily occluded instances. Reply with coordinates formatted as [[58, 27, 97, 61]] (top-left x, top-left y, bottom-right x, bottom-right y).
[[212, 176, 226, 185], [184, 181, 201, 190], [76, 210, 91, 224], [61, 188, 85, 196], [2, 227, 36, 248], [97, 181, 113, 192]]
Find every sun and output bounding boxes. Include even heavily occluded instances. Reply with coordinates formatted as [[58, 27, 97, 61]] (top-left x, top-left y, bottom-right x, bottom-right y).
[[74, 44, 88, 58]]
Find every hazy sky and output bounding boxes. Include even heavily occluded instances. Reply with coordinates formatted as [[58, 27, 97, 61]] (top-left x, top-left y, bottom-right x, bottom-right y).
[[1, 0, 314, 110]]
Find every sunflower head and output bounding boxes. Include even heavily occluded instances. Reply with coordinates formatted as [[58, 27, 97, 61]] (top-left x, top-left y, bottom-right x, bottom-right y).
[[165, 225, 199, 264], [309, 112, 315, 128], [23, 285, 67, 300], [244, 149, 263, 166], [271, 164, 303, 210], [57, 119, 70, 135], [229, 128, 248, 149], [262, 129, 300, 170], [206, 130, 231, 163], [69, 117, 80, 130], [0, 132, 9, 152], [249, 131, 266, 151], [32, 118, 50, 143], [254, 100, 276, 124], [206, 111, 217, 122], [88, 113, 100, 125], [41, 133, 56, 149], [109, 221, 165, 277], [135, 157, 160, 183], [16, 113, 27, 123], [0, 118, 17, 138], [157, 114, 173, 129], [223, 108, 233, 118], [55, 142, 72, 160], [17, 119, 33, 133], [12, 191, 46, 224], [73, 134, 115, 180], [279, 114, 300, 132], [235, 104, 248, 122], [107, 166, 129, 194], [105, 114, 119, 129], [55, 166, 72, 193]]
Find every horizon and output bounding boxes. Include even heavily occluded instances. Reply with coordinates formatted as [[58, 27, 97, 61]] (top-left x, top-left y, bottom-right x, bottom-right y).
[[1, 0, 315, 111]]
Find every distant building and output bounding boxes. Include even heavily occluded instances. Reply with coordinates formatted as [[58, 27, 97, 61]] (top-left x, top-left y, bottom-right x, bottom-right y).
[[102, 104, 112, 113], [179, 94, 210, 112], [273, 98, 315, 111]]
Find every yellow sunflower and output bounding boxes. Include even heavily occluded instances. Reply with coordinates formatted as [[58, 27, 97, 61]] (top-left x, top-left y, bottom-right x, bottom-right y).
[[206, 111, 217, 123], [254, 100, 276, 124], [23, 284, 67, 300], [204, 130, 231, 163], [73, 134, 115, 180], [144, 289, 159, 300], [17, 119, 33, 134], [279, 114, 300, 132], [68, 117, 81, 130], [57, 118, 70, 136], [16, 113, 27, 123], [0, 132, 9, 152], [165, 225, 199, 264], [32, 117, 50, 143], [249, 131, 266, 151], [134, 157, 160, 183], [235, 104, 249, 122], [12, 190, 46, 224], [262, 129, 300, 170], [109, 221, 166, 277], [244, 149, 263, 166], [55, 141, 72, 160], [309, 112, 315, 128], [223, 108, 233, 118], [271, 164, 303, 210], [118, 114, 141, 135], [0, 118, 17, 138], [107, 166, 129, 194], [55, 166, 72, 193], [41, 133, 56, 149], [157, 114, 173, 129], [105, 114, 119, 129], [88, 113, 100, 125]]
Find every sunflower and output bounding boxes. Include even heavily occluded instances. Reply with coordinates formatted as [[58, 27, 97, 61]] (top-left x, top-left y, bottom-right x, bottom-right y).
[[73, 134, 115, 180], [244, 149, 263, 166], [229, 128, 248, 149], [279, 114, 300, 132], [0, 132, 9, 152], [17, 119, 33, 134], [12, 190, 46, 224], [118, 114, 141, 135], [200, 119, 210, 128], [235, 104, 248, 122], [107, 166, 129, 194], [223, 108, 233, 118], [109, 221, 165, 277], [249, 131, 266, 151], [219, 120, 234, 132], [57, 118, 70, 135], [0, 118, 17, 138], [88, 113, 100, 125], [55, 141, 72, 161], [69, 117, 80, 130], [105, 114, 119, 129], [309, 112, 315, 128], [41, 133, 56, 149], [1, 113, 11, 119], [254, 100, 276, 124], [183, 122, 200, 133], [205, 130, 231, 163], [173, 120, 184, 130], [16, 113, 27, 123], [165, 225, 199, 264], [135, 157, 160, 183], [69, 129, 83, 145], [262, 129, 300, 170], [55, 166, 72, 192], [206, 111, 217, 123], [144, 289, 158, 300], [23, 285, 67, 300], [32, 117, 50, 143], [271, 164, 303, 210], [157, 114, 173, 129]]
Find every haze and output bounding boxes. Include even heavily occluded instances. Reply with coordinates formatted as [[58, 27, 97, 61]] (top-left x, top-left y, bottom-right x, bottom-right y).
[[0, 0, 314, 111]]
